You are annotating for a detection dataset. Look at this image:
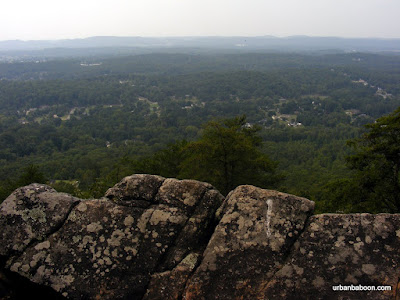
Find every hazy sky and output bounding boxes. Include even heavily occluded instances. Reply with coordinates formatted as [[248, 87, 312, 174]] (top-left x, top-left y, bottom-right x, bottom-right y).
[[1, 0, 399, 41]]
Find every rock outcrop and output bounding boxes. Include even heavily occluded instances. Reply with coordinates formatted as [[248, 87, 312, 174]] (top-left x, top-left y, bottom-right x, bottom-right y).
[[183, 185, 314, 299], [0, 175, 224, 299], [0, 174, 399, 299]]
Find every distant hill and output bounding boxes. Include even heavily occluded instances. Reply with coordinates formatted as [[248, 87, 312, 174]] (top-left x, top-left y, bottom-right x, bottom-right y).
[[1, 36, 400, 53]]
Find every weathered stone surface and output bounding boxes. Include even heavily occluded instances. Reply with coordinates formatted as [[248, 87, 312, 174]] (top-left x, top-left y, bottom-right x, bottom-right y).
[[1, 175, 223, 299], [0, 184, 80, 257], [156, 180, 224, 270], [105, 174, 165, 207], [183, 185, 315, 299], [1, 178, 400, 299], [263, 213, 400, 299], [144, 252, 202, 300]]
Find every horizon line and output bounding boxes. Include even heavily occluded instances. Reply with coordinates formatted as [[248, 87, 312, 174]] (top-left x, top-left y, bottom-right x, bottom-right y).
[[2, 35, 400, 43]]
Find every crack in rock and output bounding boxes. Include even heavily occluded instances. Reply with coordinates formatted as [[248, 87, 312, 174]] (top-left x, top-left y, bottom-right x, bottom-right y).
[[0, 184, 80, 259], [1, 175, 224, 300], [2, 177, 400, 300], [182, 185, 314, 300]]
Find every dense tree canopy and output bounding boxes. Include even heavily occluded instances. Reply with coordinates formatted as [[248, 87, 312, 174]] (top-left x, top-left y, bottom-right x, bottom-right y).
[[346, 107, 400, 212], [130, 116, 281, 195], [180, 116, 282, 194], [320, 107, 400, 213], [1, 51, 400, 212]]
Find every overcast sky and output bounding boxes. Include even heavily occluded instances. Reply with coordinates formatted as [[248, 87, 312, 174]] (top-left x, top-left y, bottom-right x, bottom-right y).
[[1, 0, 399, 41]]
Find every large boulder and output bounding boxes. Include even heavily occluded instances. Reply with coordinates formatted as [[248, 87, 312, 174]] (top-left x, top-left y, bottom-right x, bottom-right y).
[[183, 185, 315, 299], [0, 175, 224, 299]]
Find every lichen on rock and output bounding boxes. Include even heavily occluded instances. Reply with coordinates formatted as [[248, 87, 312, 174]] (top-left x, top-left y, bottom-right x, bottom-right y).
[[262, 213, 400, 299], [0, 184, 80, 257], [0, 175, 223, 299], [183, 185, 315, 299], [1, 176, 400, 300]]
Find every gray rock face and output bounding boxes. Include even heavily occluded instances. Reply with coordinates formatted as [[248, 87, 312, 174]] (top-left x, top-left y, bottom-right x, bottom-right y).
[[1, 177, 400, 299], [105, 174, 165, 206], [262, 213, 400, 300], [183, 185, 315, 299], [0, 184, 80, 257], [143, 252, 202, 300], [0, 175, 224, 299]]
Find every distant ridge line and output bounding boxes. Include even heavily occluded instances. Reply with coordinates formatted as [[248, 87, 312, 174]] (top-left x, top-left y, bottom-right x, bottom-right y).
[[1, 36, 400, 52]]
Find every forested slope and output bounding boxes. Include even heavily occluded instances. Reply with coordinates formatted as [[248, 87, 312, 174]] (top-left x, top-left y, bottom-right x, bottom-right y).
[[1, 51, 400, 212]]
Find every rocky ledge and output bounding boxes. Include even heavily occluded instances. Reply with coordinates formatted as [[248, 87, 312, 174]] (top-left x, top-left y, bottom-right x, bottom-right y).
[[0, 174, 399, 299]]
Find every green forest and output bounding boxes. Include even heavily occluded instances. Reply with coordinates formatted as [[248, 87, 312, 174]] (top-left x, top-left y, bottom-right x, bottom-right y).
[[1, 51, 400, 213]]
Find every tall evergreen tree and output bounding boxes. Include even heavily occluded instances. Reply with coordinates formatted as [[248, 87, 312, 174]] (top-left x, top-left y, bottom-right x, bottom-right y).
[[179, 115, 282, 195], [344, 107, 400, 212]]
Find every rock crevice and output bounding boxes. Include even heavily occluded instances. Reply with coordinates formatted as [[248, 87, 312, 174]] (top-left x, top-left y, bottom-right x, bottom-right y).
[[182, 185, 315, 299], [0, 175, 224, 299], [0, 184, 81, 259], [260, 206, 315, 294]]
